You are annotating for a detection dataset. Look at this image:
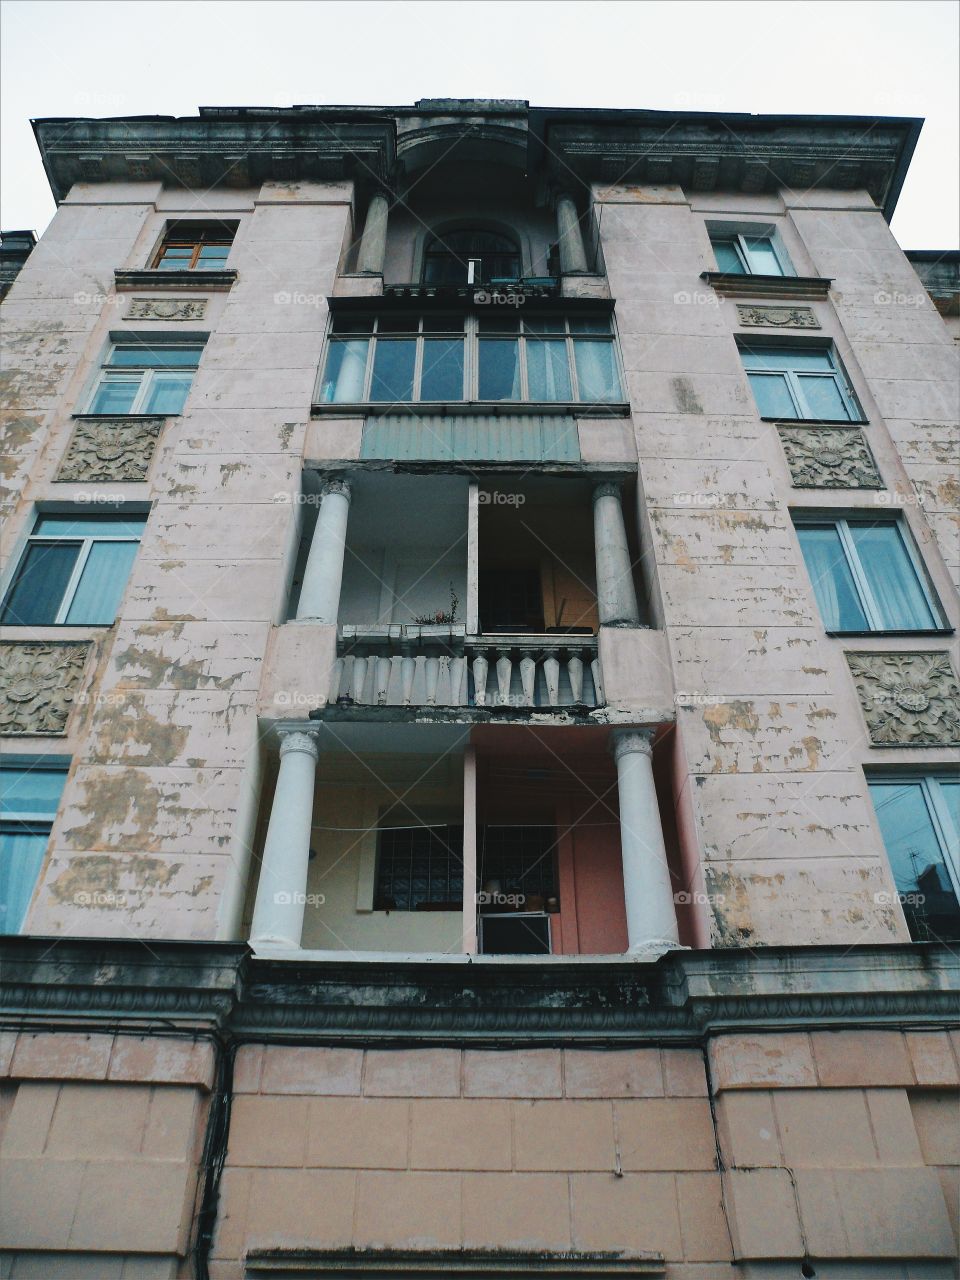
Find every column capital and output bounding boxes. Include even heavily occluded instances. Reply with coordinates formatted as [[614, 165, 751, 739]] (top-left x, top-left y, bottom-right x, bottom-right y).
[[320, 476, 352, 501], [611, 728, 656, 763], [278, 729, 320, 761], [593, 480, 623, 503]]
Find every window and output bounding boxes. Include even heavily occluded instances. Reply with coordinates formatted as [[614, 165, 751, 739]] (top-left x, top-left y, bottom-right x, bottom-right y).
[[477, 825, 556, 955], [795, 517, 941, 633], [711, 231, 791, 276], [374, 824, 464, 910], [422, 230, 521, 285], [87, 342, 203, 415], [152, 222, 235, 270], [1, 762, 68, 934], [0, 512, 147, 625], [319, 314, 623, 405], [741, 346, 861, 421], [868, 776, 960, 942]]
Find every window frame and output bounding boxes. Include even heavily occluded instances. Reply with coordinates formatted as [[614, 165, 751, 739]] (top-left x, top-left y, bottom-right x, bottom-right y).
[[0, 758, 69, 936], [85, 341, 204, 416], [794, 514, 943, 634], [421, 229, 522, 286], [319, 313, 625, 406], [0, 511, 148, 627], [867, 772, 960, 918], [151, 223, 235, 271], [740, 344, 863, 422], [710, 231, 792, 276]]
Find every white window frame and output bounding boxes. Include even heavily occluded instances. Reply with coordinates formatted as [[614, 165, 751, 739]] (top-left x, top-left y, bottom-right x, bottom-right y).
[[742, 346, 861, 421], [868, 774, 960, 903], [795, 515, 941, 632], [711, 231, 792, 276], [86, 342, 203, 415], [3, 515, 146, 625], [0, 759, 69, 935]]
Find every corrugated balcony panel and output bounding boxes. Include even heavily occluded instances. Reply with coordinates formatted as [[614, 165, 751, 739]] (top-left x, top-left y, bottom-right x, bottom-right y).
[[360, 414, 581, 463]]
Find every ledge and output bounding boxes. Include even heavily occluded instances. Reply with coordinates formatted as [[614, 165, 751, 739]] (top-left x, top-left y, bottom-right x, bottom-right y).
[[313, 401, 631, 418], [114, 268, 237, 292], [764, 416, 869, 427], [700, 271, 833, 300], [246, 1249, 663, 1276], [2, 939, 957, 1045]]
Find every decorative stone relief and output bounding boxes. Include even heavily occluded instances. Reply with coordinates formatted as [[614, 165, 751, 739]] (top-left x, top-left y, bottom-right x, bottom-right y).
[[736, 304, 820, 328], [0, 643, 91, 736], [846, 652, 960, 746], [56, 418, 163, 482], [127, 297, 207, 321], [778, 426, 881, 488]]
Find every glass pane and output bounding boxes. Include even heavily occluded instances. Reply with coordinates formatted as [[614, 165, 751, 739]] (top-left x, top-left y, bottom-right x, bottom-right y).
[[331, 314, 374, 335], [741, 348, 834, 372], [0, 828, 49, 934], [109, 346, 202, 368], [34, 516, 147, 537], [420, 339, 464, 400], [573, 339, 622, 402], [523, 318, 565, 334], [143, 372, 193, 414], [848, 524, 937, 629], [320, 339, 369, 402], [0, 767, 67, 817], [869, 782, 960, 941], [744, 236, 784, 276], [377, 315, 419, 334], [712, 240, 744, 273], [478, 339, 521, 400], [526, 339, 572, 401], [747, 372, 797, 418], [478, 316, 520, 333], [0, 543, 79, 625], [423, 256, 465, 285], [422, 314, 463, 335], [89, 376, 139, 414], [65, 541, 139, 624], [797, 374, 851, 420], [796, 525, 869, 631], [156, 248, 193, 269], [370, 339, 416, 402], [568, 317, 611, 334], [197, 246, 229, 266]]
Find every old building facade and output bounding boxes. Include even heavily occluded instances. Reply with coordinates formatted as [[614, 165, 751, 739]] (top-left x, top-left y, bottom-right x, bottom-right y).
[[0, 101, 958, 1278]]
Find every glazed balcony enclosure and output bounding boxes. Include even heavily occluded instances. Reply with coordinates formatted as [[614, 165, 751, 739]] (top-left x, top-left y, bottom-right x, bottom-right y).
[[288, 471, 644, 714], [244, 724, 683, 959]]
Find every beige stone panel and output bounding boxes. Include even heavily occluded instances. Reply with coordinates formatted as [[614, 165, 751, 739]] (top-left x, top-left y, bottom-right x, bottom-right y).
[[911, 1090, 960, 1167], [363, 1048, 460, 1098], [794, 1166, 956, 1258], [704, 858, 904, 948], [260, 1046, 363, 1096], [577, 416, 638, 465], [722, 1167, 803, 1259], [773, 1089, 877, 1168], [83, 690, 259, 768], [0, 1158, 85, 1248], [614, 1099, 716, 1171], [139, 501, 292, 562], [187, 369, 318, 413], [715, 1092, 781, 1168], [810, 1031, 914, 1087], [69, 1159, 194, 1252], [883, 419, 958, 467], [355, 1171, 461, 1248], [709, 1032, 817, 1091], [307, 1097, 409, 1169], [103, 621, 270, 691], [1, 1255, 130, 1279], [462, 1172, 570, 1249], [640, 458, 780, 512], [684, 771, 881, 863], [832, 307, 950, 347], [677, 1172, 732, 1262], [597, 627, 674, 717], [669, 626, 834, 697], [677, 695, 848, 775], [10, 1033, 114, 1082], [625, 370, 753, 418], [909, 466, 960, 517], [865, 1089, 926, 1167], [124, 557, 287, 624], [232, 1046, 263, 1094], [142, 1086, 203, 1160], [657, 564, 816, 629], [570, 1171, 682, 1257], [649, 509, 798, 568], [661, 1050, 708, 1099], [616, 300, 739, 339], [563, 1048, 664, 1098], [232, 1168, 356, 1251], [151, 455, 300, 505], [42, 1082, 148, 1157], [514, 1100, 615, 1171], [227, 1094, 309, 1167], [463, 1049, 562, 1098], [209, 1166, 252, 1260], [854, 341, 959, 384], [621, 334, 740, 377], [170, 411, 307, 457], [258, 624, 339, 718], [906, 1032, 960, 1087], [1, 1083, 59, 1156], [632, 413, 764, 461], [0, 1030, 17, 1076], [868, 378, 958, 423], [200, 331, 326, 373], [409, 1099, 509, 1171]]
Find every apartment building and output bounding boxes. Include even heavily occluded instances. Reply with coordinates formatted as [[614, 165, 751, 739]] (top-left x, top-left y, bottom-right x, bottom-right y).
[[0, 100, 958, 1278]]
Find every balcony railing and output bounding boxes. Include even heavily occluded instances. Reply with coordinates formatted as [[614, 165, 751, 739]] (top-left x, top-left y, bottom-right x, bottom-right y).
[[331, 626, 603, 710]]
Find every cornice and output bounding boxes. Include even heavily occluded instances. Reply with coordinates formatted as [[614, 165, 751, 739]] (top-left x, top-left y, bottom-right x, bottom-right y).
[[700, 271, 833, 300], [1, 939, 956, 1045]]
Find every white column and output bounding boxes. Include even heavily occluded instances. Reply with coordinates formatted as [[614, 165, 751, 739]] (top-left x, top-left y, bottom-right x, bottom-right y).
[[556, 192, 589, 274], [593, 482, 640, 627], [356, 191, 389, 275], [462, 746, 478, 954], [297, 477, 351, 623], [249, 730, 320, 949], [612, 729, 680, 952]]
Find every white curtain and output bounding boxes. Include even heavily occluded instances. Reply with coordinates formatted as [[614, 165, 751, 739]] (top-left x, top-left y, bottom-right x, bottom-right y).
[[65, 541, 139, 624], [797, 529, 843, 630], [0, 830, 47, 934], [850, 526, 934, 629], [573, 340, 619, 402]]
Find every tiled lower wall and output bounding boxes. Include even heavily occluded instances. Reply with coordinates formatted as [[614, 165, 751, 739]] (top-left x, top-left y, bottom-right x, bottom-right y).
[[1, 1031, 958, 1278]]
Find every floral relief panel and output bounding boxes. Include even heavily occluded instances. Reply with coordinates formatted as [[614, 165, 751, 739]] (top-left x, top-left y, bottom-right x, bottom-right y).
[[846, 651, 960, 746]]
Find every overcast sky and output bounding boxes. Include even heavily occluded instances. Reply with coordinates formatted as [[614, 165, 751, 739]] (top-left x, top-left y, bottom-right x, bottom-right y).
[[1, 0, 957, 248]]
